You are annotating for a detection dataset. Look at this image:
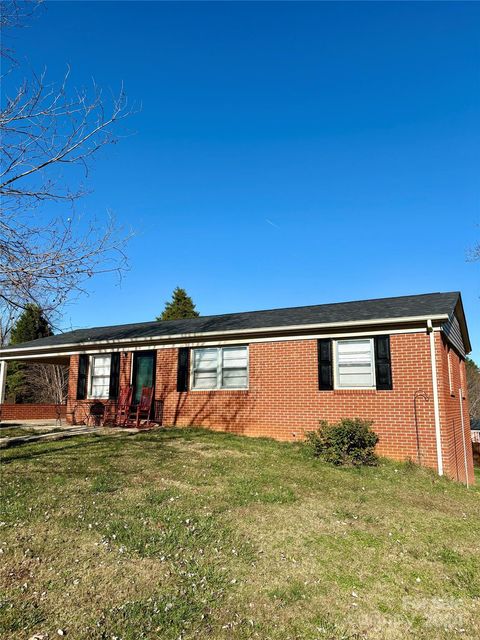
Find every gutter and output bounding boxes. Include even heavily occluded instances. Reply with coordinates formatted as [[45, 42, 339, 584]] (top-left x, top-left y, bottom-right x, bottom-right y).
[[427, 319, 443, 476]]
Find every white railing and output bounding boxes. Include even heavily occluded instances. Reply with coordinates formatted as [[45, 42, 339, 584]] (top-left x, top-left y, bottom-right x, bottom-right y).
[[471, 430, 480, 444]]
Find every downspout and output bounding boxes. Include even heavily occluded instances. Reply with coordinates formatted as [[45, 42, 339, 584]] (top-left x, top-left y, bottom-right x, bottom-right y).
[[0, 360, 6, 405], [427, 319, 443, 476]]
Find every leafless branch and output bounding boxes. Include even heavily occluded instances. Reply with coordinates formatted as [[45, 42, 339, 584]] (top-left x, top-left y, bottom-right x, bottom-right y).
[[1, 0, 43, 61], [0, 2, 135, 329], [28, 362, 69, 404], [467, 243, 480, 263]]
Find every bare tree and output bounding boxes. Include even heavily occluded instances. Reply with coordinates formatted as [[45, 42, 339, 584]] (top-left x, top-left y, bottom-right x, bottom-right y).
[[28, 363, 69, 404], [467, 221, 479, 262], [469, 244, 480, 262], [0, 307, 16, 348], [0, 0, 40, 58], [0, 1, 133, 329]]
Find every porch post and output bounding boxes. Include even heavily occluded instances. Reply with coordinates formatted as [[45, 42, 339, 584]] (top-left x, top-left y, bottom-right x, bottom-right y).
[[0, 360, 6, 404]]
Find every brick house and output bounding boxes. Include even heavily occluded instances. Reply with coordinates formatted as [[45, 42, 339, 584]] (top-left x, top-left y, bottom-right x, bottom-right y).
[[0, 291, 474, 484]]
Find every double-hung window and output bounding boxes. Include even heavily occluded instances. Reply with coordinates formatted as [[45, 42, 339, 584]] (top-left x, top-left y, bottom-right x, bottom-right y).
[[191, 346, 248, 390], [335, 338, 375, 389], [88, 355, 111, 398]]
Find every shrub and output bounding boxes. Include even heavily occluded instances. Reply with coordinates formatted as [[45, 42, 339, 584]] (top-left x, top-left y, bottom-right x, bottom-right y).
[[306, 418, 379, 466]]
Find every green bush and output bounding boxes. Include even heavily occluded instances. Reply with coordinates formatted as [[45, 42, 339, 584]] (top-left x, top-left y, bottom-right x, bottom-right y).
[[306, 418, 379, 466]]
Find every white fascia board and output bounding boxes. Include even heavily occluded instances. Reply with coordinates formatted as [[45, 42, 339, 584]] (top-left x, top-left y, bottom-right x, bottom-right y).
[[0, 323, 444, 361]]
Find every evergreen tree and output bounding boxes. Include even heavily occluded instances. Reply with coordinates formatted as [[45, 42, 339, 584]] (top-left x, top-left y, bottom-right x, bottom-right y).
[[6, 305, 53, 402], [466, 357, 480, 429], [157, 287, 199, 321]]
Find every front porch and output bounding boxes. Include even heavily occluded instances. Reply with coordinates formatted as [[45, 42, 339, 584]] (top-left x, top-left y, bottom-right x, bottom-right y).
[[67, 395, 163, 428], [0, 352, 161, 431]]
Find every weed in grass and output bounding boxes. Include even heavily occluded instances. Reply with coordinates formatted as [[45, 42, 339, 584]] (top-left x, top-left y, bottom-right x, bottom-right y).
[[90, 473, 125, 493], [268, 579, 310, 606], [313, 614, 363, 640], [145, 487, 179, 505], [0, 599, 46, 635], [452, 562, 480, 598], [438, 546, 462, 565], [229, 477, 297, 506]]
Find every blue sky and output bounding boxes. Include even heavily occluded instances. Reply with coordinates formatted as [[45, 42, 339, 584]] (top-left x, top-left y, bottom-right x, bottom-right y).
[[9, 2, 480, 358]]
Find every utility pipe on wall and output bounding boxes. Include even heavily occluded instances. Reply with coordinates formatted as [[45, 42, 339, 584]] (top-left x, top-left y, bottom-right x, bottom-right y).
[[427, 319, 443, 476]]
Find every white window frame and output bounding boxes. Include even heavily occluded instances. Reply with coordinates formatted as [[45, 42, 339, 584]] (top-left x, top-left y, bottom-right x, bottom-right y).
[[190, 346, 249, 391], [87, 354, 112, 399], [333, 338, 376, 390]]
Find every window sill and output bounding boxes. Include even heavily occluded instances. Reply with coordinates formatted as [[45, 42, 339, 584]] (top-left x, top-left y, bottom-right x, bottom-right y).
[[322, 388, 379, 395], [336, 387, 376, 391], [189, 388, 249, 393]]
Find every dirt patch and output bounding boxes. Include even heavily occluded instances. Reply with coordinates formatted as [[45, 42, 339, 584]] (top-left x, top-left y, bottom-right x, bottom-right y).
[[168, 439, 250, 459]]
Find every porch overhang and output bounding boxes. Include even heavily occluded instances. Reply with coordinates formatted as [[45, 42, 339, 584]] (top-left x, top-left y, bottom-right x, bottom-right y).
[[0, 353, 69, 405]]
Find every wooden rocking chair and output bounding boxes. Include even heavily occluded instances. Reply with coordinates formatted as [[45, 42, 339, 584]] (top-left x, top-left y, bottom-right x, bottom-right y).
[[127, 386, 154, 429], [115, 386, 133, 427]]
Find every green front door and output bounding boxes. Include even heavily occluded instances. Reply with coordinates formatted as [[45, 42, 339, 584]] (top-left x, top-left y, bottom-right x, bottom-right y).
[[132, 351, 156, 404]]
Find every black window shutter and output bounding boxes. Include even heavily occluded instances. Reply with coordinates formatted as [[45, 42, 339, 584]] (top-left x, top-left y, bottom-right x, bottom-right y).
[[177, 348, 189, 392], [318, 339, 333, 390], [77, 354, 88, 400], [374, 336, 393, 390], [109, 353, 121, 400]]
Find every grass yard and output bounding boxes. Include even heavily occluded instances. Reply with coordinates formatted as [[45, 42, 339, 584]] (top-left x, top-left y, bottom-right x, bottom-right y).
[[1, 428, 479, 640]]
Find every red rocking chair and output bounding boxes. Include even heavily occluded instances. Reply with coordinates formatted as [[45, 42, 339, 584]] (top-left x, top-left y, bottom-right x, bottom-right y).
[[127, 386, 154, 428], [115, 386, 133, 427]]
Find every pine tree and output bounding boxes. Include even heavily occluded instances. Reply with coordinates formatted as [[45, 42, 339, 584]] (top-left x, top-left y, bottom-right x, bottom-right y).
[[466, 357, 480, 429], [6, 305, 53, 402], [157, 287, 199, 321]]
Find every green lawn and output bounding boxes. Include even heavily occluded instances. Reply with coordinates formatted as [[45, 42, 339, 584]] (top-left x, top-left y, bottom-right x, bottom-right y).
[[1, 428, 479, 640]]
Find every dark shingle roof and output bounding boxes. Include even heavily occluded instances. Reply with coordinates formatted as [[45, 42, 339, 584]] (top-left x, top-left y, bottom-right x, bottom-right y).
[[1, 292, 461, 353]]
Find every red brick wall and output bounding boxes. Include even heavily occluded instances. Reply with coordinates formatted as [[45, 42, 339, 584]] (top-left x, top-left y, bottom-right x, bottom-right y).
[[154, 333, 443, 471], [0, 403, 66, 420], [65, 331, 475, 483], [437, 337, 475, 484]]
